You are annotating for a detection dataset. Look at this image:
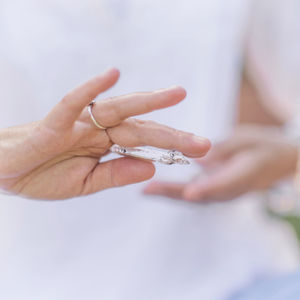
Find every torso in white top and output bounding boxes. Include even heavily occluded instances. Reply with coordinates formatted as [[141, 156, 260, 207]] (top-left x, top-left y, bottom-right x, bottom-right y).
[[0, 1, 299, 299]]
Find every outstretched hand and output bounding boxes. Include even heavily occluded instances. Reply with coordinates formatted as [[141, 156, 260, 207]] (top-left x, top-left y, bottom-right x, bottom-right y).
[[144, 125, 298, 202], [0, 68, 210, 200]]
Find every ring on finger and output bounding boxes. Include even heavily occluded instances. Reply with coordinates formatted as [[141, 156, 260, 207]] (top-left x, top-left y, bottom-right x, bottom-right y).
[[87, 100, 107, 130]]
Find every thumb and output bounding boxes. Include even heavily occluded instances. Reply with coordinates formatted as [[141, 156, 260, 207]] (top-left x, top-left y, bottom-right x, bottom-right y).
[[82, 157, 156, 195]]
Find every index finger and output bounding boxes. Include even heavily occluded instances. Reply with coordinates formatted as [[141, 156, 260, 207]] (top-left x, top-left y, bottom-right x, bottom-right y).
[[87, 86, 187, 128], [45, 68, 120, 130]]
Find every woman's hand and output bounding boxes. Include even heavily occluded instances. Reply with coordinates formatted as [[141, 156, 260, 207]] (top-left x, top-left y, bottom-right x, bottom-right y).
[[0, 68, 210, 200], [144, 125, 298, 202]]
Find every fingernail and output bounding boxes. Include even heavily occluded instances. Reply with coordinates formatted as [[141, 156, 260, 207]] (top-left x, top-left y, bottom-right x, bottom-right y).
[[158, 85, 178, 92], [193, 135, 209, 145]]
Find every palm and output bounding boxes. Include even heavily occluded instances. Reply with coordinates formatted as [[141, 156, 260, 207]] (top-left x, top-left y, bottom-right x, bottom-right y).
[[4, 118, 109, 199], [18, 156, 98, 199]]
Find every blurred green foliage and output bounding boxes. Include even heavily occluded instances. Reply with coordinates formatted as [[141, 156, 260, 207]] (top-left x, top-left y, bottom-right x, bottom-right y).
[[282, 215, 300, 243]]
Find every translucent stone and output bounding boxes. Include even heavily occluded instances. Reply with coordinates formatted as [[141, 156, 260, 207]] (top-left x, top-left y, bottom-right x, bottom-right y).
[[110, 145, 190, 165]]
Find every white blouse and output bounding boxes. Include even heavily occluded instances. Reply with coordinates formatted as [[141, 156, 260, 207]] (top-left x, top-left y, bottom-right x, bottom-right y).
[[246, 0, 300, 122], [0, 1, 299, 299]]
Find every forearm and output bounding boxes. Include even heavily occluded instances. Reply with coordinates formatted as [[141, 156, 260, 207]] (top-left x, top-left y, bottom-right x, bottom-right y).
[[237, 73, 285, 127], [236, 73, 299, 185]]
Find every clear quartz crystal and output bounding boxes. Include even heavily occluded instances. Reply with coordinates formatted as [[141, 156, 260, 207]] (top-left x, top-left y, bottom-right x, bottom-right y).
[[110, 145, 190, 165]]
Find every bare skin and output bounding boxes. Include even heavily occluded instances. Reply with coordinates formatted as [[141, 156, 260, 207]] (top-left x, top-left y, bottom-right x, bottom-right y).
[[0, 68, 211, 200], [144, 126, 297, 202], [144, 75, 298, 203]]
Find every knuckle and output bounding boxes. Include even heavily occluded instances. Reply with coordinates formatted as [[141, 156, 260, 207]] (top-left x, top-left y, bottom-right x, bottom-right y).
[[132, 118, 148, 127], [132, 119, 158, 134], [100, 98, 123, 126], [172, 127, 183, 140], [170, 129, 187, 149]]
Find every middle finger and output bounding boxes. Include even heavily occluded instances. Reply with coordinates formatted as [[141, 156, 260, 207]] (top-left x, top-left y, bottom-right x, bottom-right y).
[[106, 118, 211, 158]]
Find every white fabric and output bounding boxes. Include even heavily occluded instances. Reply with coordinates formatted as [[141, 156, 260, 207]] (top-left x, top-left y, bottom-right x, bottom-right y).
[[0, 1, 299, 299], [246, 0, 300, 121]]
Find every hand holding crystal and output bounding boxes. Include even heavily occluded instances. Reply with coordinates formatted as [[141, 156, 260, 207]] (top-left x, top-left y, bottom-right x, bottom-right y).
[[0, 68, 210, 200]]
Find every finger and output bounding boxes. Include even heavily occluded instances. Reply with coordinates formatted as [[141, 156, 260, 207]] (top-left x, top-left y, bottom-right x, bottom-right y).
[[197, 138, 244, 167], [198, 129, 260, 167], [107, 119, 211, 158], [143, 181, 185, 200], [183, 154, 258, 202], [85, 86, 187, 128], [198, 142, 234, 167], [45, 68, 120, 129], [82, 157, 155, 194]]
